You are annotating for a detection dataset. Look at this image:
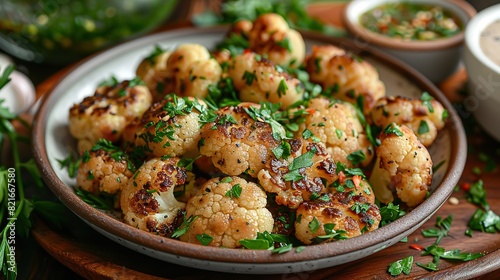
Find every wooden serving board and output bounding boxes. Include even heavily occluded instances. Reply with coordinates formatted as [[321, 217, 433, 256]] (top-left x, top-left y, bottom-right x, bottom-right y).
[[26, 3, 500, 279], [29, 66, 500, 280]]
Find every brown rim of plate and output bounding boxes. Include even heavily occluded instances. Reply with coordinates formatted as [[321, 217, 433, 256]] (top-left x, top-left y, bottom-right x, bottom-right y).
[[31, 26, 467, 265], [343, 0, 477, 51]]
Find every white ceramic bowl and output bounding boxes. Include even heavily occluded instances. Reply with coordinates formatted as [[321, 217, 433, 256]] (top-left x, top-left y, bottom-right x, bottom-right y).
[[344, 0, 476, 83], [463, 3, 500, 141]]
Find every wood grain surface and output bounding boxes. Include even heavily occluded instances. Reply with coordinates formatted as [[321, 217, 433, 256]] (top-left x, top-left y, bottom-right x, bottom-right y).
[[26, 2, 500, 279]]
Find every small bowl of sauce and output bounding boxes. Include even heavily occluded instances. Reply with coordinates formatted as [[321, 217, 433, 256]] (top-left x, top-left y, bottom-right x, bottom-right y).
[[344, 0, 476, 82]]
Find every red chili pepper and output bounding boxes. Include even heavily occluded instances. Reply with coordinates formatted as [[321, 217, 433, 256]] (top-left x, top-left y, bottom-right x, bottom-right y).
[[461, 182, 471, 192], [409, 244, 425, 251], [338, 171, 346, 184]]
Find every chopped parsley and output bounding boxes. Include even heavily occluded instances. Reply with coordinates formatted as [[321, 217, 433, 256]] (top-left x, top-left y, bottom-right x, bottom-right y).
[[346, 150, 366, 166], [271, 140, 292, 159], [421, 215, 453, 245], [388, 256, 413, 276], [308, 217, 321, 233], [196, 233, 213, 246], [242, 70, 257, 86], [383, 123, 404, 136], [276, 37, 292, 52], [277, 79, 288, 98], [225, 184, 242, 198], [172, 215, 198, 238], [74, 188, 114, 210], [418, 120, 429, 134], [420, 92, 434, 113]]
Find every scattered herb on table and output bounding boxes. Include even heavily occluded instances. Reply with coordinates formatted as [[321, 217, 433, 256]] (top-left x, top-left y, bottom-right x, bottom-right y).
[[465, 180, 489, 210], [421, 215, 453, 245], [388, 255, 413, 276]]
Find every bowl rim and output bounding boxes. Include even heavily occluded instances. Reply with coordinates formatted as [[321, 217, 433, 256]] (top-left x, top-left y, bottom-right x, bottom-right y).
[[464, 3, 500, 76], [343, 0, 476, 51], [32, 26, 467, 267]]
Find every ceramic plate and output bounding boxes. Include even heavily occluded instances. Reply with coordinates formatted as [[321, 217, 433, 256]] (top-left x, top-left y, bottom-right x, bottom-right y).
[[33, 27, 466, 274]]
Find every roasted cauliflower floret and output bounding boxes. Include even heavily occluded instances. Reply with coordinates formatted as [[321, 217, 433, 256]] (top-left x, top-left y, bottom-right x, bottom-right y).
[[69, 78, 152, 153], [135, 46, 172, 101], [179, 176, 274, 248], [369, 123, 433, 208], [166, 44, 222, 98], [305, 45, 385, 113], [248, 13, 305, 68], [230, 19, 253, 37], [294, 189, 381, 245], [120, 157, 189, 237], [258, 139, 338, 209], [125, 95, 205, 159], [229, 51, 305, 109], [199, 103, 281, 177], [371, 95, 446, 147], [76, 140, 134, 196], [296, 98, 374, 167]]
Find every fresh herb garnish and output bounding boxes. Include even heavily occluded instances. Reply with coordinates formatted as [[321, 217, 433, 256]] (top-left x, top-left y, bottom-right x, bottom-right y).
[[379, 202, 406, 227], [466, 180, 489, 210], [421, 215, 453, 245], [172, 215, 198, 238], [418, 120, 429, 134], [346, 150, 366, 166], [74, 188, 114, 210], [388, 256, 413, 276], [225, 184, 242, 199], [420, 92, 434, 113], [383, 123, 404, 136], [196, 233, 213, 246]]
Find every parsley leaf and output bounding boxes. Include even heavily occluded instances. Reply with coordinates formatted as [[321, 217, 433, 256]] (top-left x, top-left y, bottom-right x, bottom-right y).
[[388, 256, 413, 276], [421, 215, 453, 245], [74, 188, 114, 210], [383, 123, 404, 136], [172, 215, 198, 238], [277, 79, 288, 97], [418, 120, 430, 134], [225, 184, 242, 198], [466, 180, 489, 210], [379, 202, 406, 226], [347, 150, 366, 166], [196, 234, 213, 246], [420, 92, 435, 113]]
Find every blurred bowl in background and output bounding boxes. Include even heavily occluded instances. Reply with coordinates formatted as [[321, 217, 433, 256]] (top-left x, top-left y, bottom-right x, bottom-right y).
[[343, 0, 476, 83], [463, 3, 500, 141], [0, 0, 179, 64]]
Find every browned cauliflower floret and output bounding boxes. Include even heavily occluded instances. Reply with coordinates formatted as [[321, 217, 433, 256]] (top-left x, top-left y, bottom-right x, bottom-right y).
[[371, 95, 446, 147], [248, 13, 305, 68], [76, 140, 134, 196], [69, 78, 152, 153], [199, 103, 281, 177], [179, 176, 273, 248], [120, 157, 190, 237], [229, 51, 305, 109], [165, 44, 222, 98], [135, 46, 171, 101], [258, 139, 338, 209], [124, 95, 205, 159], [305, 45, 385, 114], [369, 123, 433, 208], [230, 19, 253, 37], [294, 188, 381, 245], [296, 97, 374, 167]]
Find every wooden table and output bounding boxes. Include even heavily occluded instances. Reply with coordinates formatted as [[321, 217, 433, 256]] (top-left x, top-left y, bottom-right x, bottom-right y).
[[19, 2, 500, 279]]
